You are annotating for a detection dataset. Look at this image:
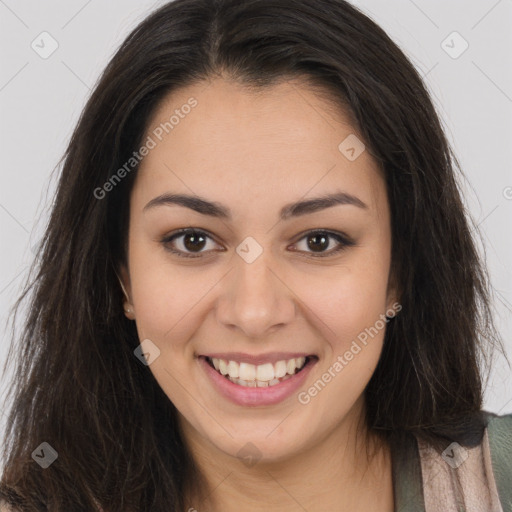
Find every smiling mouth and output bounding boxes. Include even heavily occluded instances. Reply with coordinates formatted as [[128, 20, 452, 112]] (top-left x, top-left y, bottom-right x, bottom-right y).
[[204, 355, 316, 387]]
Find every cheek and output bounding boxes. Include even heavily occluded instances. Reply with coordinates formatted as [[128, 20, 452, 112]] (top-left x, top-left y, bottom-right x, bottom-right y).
[[131, 265, 211, 344], [296, 257, 391, 346], [300, 271, 389, 413]]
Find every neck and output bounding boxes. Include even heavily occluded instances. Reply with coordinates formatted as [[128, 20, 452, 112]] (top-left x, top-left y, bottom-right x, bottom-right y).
[[181, 402, 394, 512]]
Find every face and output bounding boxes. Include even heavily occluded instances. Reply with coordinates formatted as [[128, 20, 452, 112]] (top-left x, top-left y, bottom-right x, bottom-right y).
[[120, 77, 398, 464]]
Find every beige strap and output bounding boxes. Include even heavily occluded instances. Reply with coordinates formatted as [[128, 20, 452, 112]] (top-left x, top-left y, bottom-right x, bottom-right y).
[[417, 429, 503, 512]]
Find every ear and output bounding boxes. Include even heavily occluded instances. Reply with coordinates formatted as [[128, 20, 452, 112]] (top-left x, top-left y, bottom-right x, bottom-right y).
[[117, 264, 135, 320], [385, 267, 402, 316]]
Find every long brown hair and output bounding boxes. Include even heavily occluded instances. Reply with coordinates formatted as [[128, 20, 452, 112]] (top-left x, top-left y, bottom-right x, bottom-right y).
[[0, 0, 503, 510]]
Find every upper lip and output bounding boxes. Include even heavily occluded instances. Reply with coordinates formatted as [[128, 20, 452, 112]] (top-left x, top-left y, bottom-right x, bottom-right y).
[[200, 352, 316, 365]]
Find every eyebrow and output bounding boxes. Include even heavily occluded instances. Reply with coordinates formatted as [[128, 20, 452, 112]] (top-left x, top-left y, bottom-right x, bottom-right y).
[[143, 191, 368, 220]]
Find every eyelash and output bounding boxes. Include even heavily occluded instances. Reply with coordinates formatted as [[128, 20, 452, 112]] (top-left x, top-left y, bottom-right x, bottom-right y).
[[160, 228, 355, 259]]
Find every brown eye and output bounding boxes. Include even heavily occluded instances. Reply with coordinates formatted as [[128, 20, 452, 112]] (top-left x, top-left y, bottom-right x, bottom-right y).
[[161, 229, 220, 258], [307, 232, 330, 252], [291, 230, 355, 257], [161, 228, 354, 259], [182, 232, 207, 252]]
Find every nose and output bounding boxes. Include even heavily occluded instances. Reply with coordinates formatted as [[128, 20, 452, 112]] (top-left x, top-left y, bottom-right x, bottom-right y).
[[215, 248, 296, 339]]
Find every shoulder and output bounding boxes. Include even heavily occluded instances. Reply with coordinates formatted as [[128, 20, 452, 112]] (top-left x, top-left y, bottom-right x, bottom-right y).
[[405, 411, 512, 512], [485, 411, 512, 510], [485, 410, 512, 438]]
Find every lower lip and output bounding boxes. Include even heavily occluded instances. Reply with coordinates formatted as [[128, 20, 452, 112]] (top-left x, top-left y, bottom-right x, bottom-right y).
[[198, 356, 316, 406]]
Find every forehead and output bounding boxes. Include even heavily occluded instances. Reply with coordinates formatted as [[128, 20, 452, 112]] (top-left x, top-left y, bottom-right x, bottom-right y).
[[132, 77, 387, 217]]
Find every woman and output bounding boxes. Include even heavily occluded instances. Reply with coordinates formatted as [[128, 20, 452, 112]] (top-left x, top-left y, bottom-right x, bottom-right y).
[[1, 0, 510, 510]]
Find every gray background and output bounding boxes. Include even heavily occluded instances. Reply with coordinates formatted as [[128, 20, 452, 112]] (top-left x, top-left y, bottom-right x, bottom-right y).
[[1, 0, 511, 448]]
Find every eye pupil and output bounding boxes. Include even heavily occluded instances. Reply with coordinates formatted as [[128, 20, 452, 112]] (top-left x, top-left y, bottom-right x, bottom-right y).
[[307, 233, 329, 252], [184, 232, 206, 252]]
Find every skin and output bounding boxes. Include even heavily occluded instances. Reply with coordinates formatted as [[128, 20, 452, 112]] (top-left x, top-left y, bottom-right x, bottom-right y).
[[119, 76, 398, 511]]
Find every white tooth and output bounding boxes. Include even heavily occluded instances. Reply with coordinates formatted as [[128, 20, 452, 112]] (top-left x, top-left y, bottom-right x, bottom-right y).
[[257, 380, 269, 387], [295, 357, 306, 369], [212, 358, 220, 371], [237, 378, 249, 387], [256, 363, 275, 382], [246, 380, 257, 387], [227, 360, 239, 378], [239, 362, 256, 381], [274, 360, 287, 378], [269, 378, 280, 386], [286, 358, 297, 375], [219, 359, 228, 375]]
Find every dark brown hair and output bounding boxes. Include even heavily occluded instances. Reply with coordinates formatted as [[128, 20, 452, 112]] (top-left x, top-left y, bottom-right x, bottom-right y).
[[0, 0, 503, 510]]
